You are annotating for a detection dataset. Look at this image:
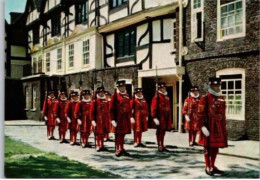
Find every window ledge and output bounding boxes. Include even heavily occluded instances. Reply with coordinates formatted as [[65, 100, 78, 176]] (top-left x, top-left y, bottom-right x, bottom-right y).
[[217, 33, 246, 42], [192, 38, 203, 43], [82, 64, 90, 68], [24, 109, 29, 111], [30, 109, 37, 112]]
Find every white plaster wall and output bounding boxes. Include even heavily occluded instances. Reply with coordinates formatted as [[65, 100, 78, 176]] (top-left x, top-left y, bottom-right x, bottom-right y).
[[61, 12, 65, 37], [137, 23, 149, 46], [99, 6, 109, 26], [99, 0, 107, 6], [129, 0, 142, 14], [110, 8, 128, 22], [106, 34, 114, 55], [106, 57, 115, 67], [163, 19, 172, 40], [152, 20, 161, 41], [47, 20, 51, 39], [152, 43, 176, 69], [136, 48, 149, 64]]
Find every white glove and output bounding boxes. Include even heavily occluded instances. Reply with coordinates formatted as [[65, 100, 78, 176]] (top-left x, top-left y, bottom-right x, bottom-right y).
[[44, 116, 48, 121], [56, 118, 61, 123], [67, 117, 71, 123], [77, 119, 82, 125], [146, 117, 148, 121], [153, 118, 160, 125], [92, 120, 96, 127], [130, 117, 135, 124], [111, 120, 117, 127], [185, 115, 190, 122], [202, 126, 210, 137]]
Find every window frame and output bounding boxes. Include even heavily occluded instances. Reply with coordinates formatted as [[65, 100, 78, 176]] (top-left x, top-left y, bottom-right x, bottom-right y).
[[68, 44, 74, 68], [216, 68, 245, 121], [82, 40, 90, 65], [172, 19, 177, 52], [217, 0, 246, 41], [191, 0, 204, 43], [109, 0, 128, 10], [57, 48, 62, 70], [38, 55, 43, 73], [25, 86, 30, 110], [31, 85, 37, 110], [46, 52, 50, 72], [115, 27, 136, 61], [51, 14, 61, 37], [75, 1, 89, 25]]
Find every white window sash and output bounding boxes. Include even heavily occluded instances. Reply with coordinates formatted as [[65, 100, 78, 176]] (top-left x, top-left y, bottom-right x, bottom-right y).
[[217, 0, 246, 41], [191, 0, 204, 42]]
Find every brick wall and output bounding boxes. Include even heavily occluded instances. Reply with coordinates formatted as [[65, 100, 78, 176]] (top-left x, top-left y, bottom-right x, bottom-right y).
[[181, 0, 259, 140]]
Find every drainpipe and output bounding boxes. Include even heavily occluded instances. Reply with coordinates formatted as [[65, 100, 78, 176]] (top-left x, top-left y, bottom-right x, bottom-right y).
[[178, 0, 183, 133]]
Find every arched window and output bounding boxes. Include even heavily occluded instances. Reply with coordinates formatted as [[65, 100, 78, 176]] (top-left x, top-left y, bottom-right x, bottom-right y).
[[216, 68, 245, 120]]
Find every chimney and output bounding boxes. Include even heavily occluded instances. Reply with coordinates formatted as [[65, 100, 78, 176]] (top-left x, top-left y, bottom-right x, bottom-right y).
[[10, 12, 22, 24]]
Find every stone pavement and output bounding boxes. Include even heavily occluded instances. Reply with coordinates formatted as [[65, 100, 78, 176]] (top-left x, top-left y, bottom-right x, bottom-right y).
[[4, 121, 260, 178], [5, 120, 259, 160]]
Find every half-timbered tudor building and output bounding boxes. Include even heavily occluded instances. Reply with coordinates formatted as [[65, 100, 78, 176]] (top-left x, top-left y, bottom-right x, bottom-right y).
[[20, 0, 259, 140]]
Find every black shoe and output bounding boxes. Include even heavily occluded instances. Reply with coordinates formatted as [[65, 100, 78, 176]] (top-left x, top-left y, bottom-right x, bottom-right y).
[[205, 169, 214, 176], [122, 150, 130, 156], [96, 147, 101, 152], [116, 151, 123, 157], [59, 140, 63, 144], [158, 147, 164, 152], [99, 147, 109, 151], [85, 144, 92, 148], [163, 148, 170, 152], [139, 143, 146, 147], [63, 140, 70, 144], [213, 167, 224, 174], [193, 142, 198, 146], [50, 136, 55, 140]]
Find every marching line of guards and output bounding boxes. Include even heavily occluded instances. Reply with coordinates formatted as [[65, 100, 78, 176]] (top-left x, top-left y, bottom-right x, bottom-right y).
[[42, 77, 228, 176]]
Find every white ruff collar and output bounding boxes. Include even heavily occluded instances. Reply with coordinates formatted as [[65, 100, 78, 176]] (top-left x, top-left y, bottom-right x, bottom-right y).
[[117, 88, 127, 95], [208, 88, 221, 97], [82, 98, 91, 102], [97, 94, 106, 99], [71, 99, 79, 102], [190, 92, 200, 98], [48, 96, 56, 99], [158, 90, 167, 96], [60, 97, 67, 101], [135, 95, 143, 99]]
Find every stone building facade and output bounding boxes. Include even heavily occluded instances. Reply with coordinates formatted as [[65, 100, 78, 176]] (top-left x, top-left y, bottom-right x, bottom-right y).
[[182, 0, 259, 140]]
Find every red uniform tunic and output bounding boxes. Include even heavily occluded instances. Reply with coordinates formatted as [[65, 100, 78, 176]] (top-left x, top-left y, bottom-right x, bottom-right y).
[[183, 96, 200, 131], [75, 100, 92, 133], [106, 99, 112, 133], [64, 100, 78, 131], [42, 97, 58, 126], [197, 93, 228, 148], [130, 97, 149, 132], [90, 98, 110, 135], [109, 92, 131, 134], [53, 99, 69, 132], [151, 92, 172, 131]]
